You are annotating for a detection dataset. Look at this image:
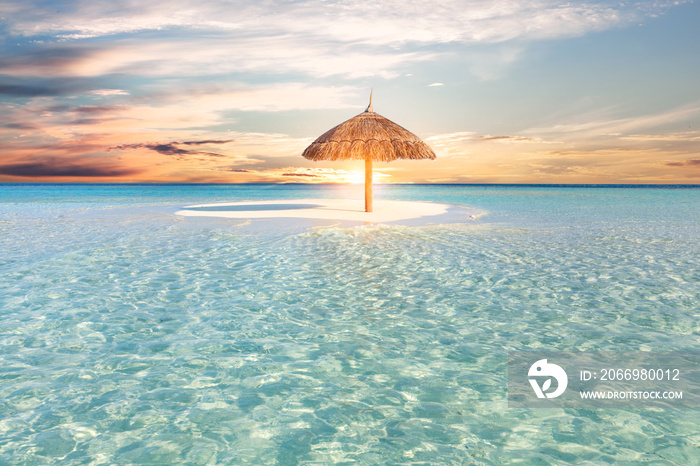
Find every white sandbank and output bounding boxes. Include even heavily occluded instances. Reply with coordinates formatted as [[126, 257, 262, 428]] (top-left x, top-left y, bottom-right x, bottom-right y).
[[175, 198, 480, 225]]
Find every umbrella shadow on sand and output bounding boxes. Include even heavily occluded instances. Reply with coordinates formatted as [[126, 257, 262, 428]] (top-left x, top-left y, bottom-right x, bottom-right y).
[[185, 203, 322, 212]]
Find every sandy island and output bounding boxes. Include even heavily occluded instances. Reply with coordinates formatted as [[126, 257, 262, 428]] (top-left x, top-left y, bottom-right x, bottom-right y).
[[175, 198, 483, 226]]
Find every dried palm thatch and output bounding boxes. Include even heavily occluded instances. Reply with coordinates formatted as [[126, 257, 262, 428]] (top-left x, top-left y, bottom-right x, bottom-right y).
[[302, 93, 436, 212], [302, 99, 436, 163]]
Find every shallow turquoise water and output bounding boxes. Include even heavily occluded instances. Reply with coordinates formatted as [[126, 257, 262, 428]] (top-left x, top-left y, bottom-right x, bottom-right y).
[[1, 184, 698, 464]]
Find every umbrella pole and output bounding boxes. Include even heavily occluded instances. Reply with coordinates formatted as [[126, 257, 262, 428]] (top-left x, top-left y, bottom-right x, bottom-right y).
[[365, 156, 373, 212]]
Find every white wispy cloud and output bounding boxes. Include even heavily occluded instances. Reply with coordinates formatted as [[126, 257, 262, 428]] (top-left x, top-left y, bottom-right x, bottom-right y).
[[6, 1, 686, 45], [0, 36, 435, 80], [621, 131, 700, 142], [525, 102, 700, 139], [1, 0, 690, 82], [426, 131, 561, 157], [90, 89, 129, 96]]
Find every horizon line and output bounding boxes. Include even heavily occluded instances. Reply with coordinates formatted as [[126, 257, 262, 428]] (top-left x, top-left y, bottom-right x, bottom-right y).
[[1, 182, 699, 188]]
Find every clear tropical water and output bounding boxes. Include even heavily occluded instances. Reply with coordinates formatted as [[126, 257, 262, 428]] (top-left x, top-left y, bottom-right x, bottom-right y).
[[1, 184, 698, 464]]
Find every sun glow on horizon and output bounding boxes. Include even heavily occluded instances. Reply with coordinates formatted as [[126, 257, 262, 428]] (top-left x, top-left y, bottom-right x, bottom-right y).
[[285, 168, 392, 184], [344, 170, 365, 184], [339, 170, 392, 184]]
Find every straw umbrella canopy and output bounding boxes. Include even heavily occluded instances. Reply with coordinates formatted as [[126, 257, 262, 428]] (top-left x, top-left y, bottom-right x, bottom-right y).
[[302, 93, 436, 212]]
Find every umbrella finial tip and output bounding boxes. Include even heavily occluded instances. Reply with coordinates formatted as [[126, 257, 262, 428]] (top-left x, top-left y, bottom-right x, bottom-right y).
[[366, 89, 374, 113]]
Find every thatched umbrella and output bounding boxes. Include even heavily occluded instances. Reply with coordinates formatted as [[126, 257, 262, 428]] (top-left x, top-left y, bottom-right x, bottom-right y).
[[302, 93, 436, 212]]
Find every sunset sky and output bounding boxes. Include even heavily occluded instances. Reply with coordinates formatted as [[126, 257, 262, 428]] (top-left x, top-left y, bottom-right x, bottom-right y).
[[1, 0, 699, 184]]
